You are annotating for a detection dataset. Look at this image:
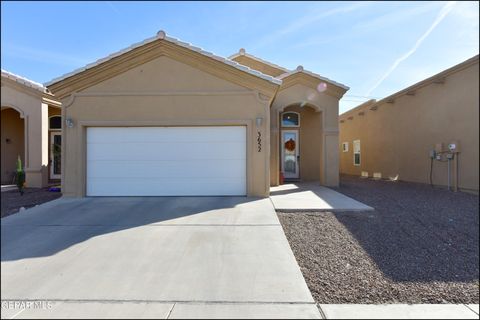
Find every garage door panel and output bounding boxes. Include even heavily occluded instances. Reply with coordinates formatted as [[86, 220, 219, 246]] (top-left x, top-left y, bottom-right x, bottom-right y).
[[87, 127, 246, 143], [87, 142, 246, 161], [87, 178, 246, 196], [86, 126, 247, 196], [87, 159, 246, 179]]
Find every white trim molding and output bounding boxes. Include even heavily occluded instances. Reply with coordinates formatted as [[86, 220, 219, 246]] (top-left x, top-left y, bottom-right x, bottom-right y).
[[228, 50, 290, 73], [45, 31, 282, 87]]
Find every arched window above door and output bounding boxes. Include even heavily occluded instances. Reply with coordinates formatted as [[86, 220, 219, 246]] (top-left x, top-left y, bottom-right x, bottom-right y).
[[49, 116, 62, 130], [281, 112, 300, 127]]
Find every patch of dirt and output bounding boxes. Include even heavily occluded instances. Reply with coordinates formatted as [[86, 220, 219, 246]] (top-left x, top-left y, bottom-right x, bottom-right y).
[[1, 188, 62, 218]]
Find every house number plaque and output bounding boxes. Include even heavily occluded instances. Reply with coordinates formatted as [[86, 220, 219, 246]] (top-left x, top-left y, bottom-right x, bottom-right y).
[[257, 131, 262, 152]]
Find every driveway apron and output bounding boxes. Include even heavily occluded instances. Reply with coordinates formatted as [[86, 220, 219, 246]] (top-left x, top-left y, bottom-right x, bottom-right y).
[[1, 197, 320, 319]]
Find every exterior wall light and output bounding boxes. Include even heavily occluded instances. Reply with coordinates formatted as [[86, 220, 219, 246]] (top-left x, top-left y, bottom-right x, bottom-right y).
[[256, 117, 263, 127], [65, 118, 74, 128]]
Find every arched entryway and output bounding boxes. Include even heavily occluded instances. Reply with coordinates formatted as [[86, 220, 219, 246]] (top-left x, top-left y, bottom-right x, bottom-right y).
[[279, 103, 323, 182], [1, 107, 25, 184]]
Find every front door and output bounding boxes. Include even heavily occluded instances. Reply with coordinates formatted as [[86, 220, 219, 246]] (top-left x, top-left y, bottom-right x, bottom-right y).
[[50, 132, 61, 179], [281, 130, 299, 179]]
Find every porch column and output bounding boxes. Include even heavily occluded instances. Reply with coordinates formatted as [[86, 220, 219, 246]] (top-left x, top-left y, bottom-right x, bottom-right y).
[[270, 107, 280, 186], [323, 130, 340, 187], [25, 102, 49, 187]]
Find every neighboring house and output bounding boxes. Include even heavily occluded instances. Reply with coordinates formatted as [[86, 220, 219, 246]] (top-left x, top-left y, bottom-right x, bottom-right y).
[[339, 55, 479, 192], [45, 31, 348, 197], [1, 70, 62, 188]]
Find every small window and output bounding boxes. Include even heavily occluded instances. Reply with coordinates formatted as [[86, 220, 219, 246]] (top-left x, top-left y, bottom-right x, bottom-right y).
[[342, 142, 349, 152], [49, 116, 62, 130], [282, 112, 300, 127], [353, 140, 361, 166]]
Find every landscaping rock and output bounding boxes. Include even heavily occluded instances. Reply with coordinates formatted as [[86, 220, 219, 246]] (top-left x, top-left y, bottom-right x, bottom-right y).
[[1, 188, 62, 218], [278, 175, 479, 304]]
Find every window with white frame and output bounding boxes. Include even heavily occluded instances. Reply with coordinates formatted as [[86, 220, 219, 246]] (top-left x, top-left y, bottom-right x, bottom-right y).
[[342, 142, 348, 152], [353, 140, 361, 166]]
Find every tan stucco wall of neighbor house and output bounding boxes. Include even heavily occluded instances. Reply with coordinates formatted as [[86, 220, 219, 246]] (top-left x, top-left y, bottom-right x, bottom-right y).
[[51, 53, 276, 197], [1, 79, 54, 187], [339, 55, 479, 192], [1, 108, 25, 184]]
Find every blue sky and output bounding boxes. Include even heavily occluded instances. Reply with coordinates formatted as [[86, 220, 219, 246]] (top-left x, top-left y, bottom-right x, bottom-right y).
[[1, 1, 478, 113]]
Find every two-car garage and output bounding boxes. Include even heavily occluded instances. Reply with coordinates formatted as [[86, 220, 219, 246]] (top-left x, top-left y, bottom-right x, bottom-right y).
[[46, 33, 278, 197], [86, 126, 247, 196]]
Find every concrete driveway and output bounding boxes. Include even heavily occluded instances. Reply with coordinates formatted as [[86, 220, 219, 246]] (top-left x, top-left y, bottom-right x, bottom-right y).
[[1, 197, 320, 319]]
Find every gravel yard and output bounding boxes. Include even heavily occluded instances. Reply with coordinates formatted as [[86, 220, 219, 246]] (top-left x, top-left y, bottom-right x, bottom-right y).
[[278, 175, 479, 304], [1, 188, 62, 218]]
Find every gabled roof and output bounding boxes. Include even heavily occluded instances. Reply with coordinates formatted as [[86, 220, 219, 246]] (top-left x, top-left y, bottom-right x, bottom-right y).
[[2, 69, 48, 93], [45, 31, 282, 87], [277, 66, 350, 91], [229, 49, 349, 91]]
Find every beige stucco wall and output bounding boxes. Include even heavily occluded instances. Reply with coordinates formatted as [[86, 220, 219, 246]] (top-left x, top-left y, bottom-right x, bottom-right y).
[[60, 56, 271, 197], [1, 108, 25, 184], [1, 81, 50, 187], [339, 57, 479, 192], [271, 83, 340, 187]]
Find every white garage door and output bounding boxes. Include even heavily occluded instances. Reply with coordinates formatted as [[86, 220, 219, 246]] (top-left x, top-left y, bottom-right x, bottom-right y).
[[86, 127, 246, 196]]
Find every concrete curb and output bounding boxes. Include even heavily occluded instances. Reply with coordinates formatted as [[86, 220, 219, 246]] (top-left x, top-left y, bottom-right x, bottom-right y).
[[318, 304, 480, 319]]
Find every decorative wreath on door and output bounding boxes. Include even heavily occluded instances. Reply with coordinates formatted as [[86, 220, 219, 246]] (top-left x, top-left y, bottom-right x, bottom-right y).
[[285, 138, 296, 152]]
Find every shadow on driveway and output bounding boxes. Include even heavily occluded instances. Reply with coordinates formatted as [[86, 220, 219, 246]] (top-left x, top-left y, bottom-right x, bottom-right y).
[[1, 196, 272, 262]]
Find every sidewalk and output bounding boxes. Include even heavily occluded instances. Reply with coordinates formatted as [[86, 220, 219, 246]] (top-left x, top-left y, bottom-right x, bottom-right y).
[[270, 182, 373, 212], [319, 304, 479, 319], [1, 302, 478, 318]]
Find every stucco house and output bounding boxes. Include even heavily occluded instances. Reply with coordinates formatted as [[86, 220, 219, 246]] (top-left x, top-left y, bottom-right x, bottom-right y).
[[339, 55, 479, 193], [43, 31, 348, 197], [1, 70, 62, 188]]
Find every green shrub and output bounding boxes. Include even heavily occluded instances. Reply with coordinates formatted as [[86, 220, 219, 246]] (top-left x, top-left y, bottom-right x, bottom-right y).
[[16, 156, 25, 196]]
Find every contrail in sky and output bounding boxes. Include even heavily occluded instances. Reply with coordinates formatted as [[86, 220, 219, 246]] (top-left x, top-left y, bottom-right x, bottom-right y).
[[366, 1, 457, 96]]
